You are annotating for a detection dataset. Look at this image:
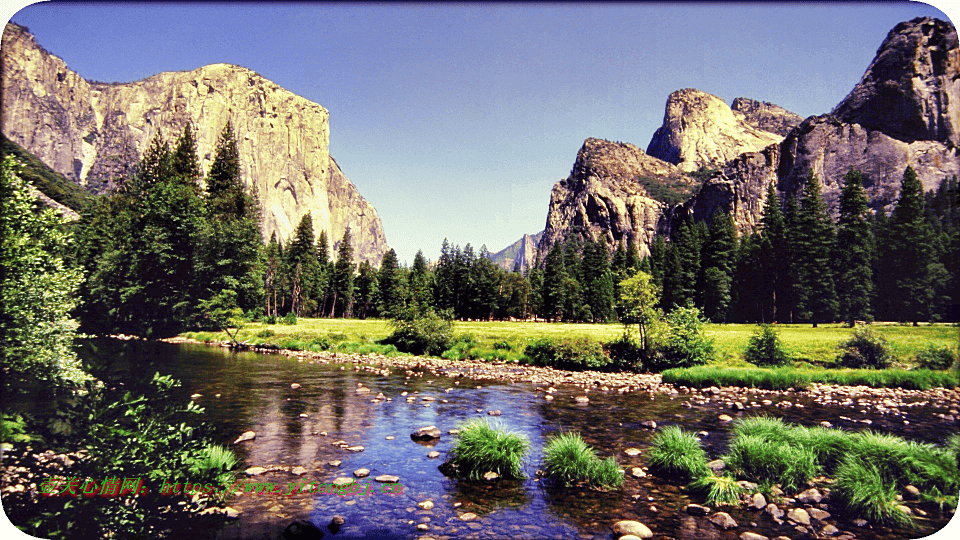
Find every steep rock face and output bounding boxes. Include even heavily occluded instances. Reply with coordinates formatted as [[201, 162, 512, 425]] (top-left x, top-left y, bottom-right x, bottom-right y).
[[832, 17, 960, 146], [646, 88, 784, 172], [678, 145, 781, 237], [778, 114, 959, 212], [731, 97, 804, 137], [1, 23, 388, 264], [489, 232, 542, 273], [538, 138, 692, 260]]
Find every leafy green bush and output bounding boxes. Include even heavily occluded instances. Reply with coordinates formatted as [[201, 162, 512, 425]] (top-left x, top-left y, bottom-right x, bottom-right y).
[[380, 310, 454, 356], [647, 426, 710, 480], [542, 432, 623, 489], [604, 332, 645, 371], [450, 418, 529, 481], [653, 306, 714, 371], [914, 346, 958, 371], [837, 325, 893, 369], [255, 329, 275, 338], [744, 324, 790, 367], [263, 315, 277, 324], [492, 340, 512, 351], [280, 312, 297, 325], [524, 337, 609, 371]]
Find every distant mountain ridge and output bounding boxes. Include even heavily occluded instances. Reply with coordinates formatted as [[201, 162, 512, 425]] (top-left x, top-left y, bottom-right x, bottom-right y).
[[488, 231, 543, 272]]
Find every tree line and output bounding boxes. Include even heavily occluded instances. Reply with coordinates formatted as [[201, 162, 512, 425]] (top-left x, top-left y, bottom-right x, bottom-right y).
[[68, 124, 960, 335]]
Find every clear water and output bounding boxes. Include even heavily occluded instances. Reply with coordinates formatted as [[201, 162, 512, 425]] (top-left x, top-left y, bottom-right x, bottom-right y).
[[64, 339, 956, 539]]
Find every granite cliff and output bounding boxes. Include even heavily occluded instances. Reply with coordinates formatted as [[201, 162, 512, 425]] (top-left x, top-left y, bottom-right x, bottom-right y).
[[489, 232, 542, 273], [1, 23, 388, 264], [540, 17, 959, 257]]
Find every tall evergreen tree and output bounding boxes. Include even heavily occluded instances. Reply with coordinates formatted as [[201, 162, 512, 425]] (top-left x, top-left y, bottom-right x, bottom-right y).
[[469, 246, 501, 320], [699, 211, 737, 322], [758, 183, 789, 322], [879, 166, 938, 324], [541, 242, 567, 321], [330, 229, 355, 317], [198, 122, 263, 315], [581, 238, 616, 322], [781, 193, 802, 323], [791, 171, 837, 326], [171, 124, 201, 190], [835, 169, 875, 326], [354, 261, 378, 319], [285, 214, 318, 317], [376, 248, 405, 318], [408, 250, 433, 313], [264, 233, 282, 317]]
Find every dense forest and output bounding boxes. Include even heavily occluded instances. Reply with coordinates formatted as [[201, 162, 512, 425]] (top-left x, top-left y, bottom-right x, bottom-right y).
[[34, 122, 960, 337]]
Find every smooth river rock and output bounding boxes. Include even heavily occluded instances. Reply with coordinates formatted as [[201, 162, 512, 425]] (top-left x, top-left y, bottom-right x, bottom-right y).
[[612, 520, 653, 539]]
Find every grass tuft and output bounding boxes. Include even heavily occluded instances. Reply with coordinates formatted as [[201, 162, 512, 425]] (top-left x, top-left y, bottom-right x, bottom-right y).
[[542, 432, 623, 489], [647, 426, 710, 480], [450, 418, 529, 481], [688, 473, 744, 506], [833, 456, 915, 528]]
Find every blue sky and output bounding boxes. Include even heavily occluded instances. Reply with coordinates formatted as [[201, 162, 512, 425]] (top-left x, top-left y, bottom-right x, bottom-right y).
[[3, 1, 957, 265]]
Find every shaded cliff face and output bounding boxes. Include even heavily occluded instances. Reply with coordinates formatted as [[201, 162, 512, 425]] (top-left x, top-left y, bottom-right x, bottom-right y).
[[646, 88, 784, 172], [1, 23, 388, 264], [538, 138, 695, 260], [832, 17, 960, 146]]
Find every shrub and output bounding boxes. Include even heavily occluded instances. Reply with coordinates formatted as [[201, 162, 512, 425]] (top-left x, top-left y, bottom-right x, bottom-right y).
[[308, 336, 331, 351], [255, 329, 275, 338], [450, 418, 529, 481], [647, 426, 710, 480], [604, 332, 645, 371], [837, 325, 893, 369], [744, 324, 789, 367], [263, 314, 277, 325], [542, 432, 623, 489], [914, 346, 957, 371], [524, 337, 609, 371], [492, 340, 512, 351], [280, 312, 297, 325], [654, 306, 714, 371], [380, 310, 454, 356]]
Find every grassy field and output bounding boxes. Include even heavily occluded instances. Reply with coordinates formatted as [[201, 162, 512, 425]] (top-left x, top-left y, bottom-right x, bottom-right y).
[[182, 318, 959, 367]]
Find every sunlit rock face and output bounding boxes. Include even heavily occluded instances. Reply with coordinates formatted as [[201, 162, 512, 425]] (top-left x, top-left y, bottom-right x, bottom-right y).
[[732, 97, 804, 137], [1, 23, 388, 264], [538, 138, 694, 260], [646, 88, 785, 173]]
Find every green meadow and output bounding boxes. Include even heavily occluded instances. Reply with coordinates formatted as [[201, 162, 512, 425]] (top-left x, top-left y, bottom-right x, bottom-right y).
[[183, 319, 958, 367]]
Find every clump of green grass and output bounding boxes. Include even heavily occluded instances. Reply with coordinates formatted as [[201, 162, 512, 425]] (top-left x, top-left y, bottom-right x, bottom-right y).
[[542, 432, 623, 489], [688, 473, 744, 506], [450, 418, 529, 481], [723, 433, 817, 493], [662, 365, 956, 390], [647, 426, 710, 480], [833, 456, 915, 528]]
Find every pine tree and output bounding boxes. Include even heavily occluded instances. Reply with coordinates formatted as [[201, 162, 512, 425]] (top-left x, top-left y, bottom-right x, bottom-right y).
[[408, 250, 433, 313], [758, 183, 789, 322], [781, 193, 801, 323], [315, 230, 332, 316], [581, 238, 616, 322], [541, 242, 567, 321], [264, 233, 282, 317], [699, 211, 737, 322], [171, 124, 201, 190], [330, 229, 355, 317], [286, 214, 318, 317], [354, 261, 378, 319], [199, 122, 264, 315], [880, 166, 937, 324], [730, 231, 764, 322], [835, 169, 875, 326], [791, 171, 837, 326], [376, 248, 405, 318], [470, 246, 502, 320]]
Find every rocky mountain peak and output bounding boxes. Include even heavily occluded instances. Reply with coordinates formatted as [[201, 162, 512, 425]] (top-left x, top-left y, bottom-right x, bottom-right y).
[[646, 88, 784, 172], [832, 17, 959, 145], [731, 97, 804, 137]]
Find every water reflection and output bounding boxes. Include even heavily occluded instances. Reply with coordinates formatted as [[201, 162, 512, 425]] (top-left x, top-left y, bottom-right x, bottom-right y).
[[65, 339, 956, 540]]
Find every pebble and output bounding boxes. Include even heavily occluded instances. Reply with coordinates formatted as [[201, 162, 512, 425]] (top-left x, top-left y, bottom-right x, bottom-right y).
[[354, 468, 370, 478], [624, 448, 642, 457], [611, 520, 653, 539], [709, 512, 738, 530]]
